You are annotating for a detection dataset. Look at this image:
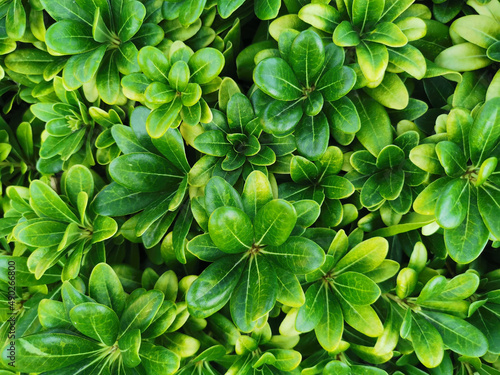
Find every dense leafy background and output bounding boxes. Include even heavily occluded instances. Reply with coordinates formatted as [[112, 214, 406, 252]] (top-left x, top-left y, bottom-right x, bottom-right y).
[[0, 0, 499, 374]]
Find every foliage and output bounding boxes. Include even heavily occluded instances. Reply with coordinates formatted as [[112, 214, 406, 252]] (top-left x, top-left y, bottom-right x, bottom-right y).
[[0, 0, 499, 374]]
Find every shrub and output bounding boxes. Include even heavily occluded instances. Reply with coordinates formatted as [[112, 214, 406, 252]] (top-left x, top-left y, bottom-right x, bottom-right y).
[[0, 0, 499, 374]]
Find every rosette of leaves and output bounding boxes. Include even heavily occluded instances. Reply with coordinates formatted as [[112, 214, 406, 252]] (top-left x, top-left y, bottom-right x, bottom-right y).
[[278, 148, 355, 228], [186, 171, 325, 332], [7, 166, 118, 280], [383, 252, 488, 369], [411, 97, 500, 263], [297, 0, 427, 87], [121, 44, 224, 138], [1, 263, 180, 374], [31, 77, 110, 168], [292, 230, 389, 351], [38, 0, 164, 104], [252, 29, 357, 159], [194, 92, 294, 182], [348, 131, 427, 217], [0, 118, 50, 191], [435, 1, 500, 71], [93, 106, 192, 252]]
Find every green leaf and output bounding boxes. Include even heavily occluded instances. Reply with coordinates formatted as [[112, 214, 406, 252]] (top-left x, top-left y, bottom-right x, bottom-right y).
[[315, 288, 343, 351], [295, 113, 330, 160], [120, 289, 164, 335], [445, 191, 490, 264], [96, 52, 121, 104], [5, 48, 56, 76], [89, 263, 127, 316], [187, 234, 227, 261], [452, 15, 500, 49], [322, 176, 355, 199], [204, 176, 243, 215], [227, 93, 255, 131], [138, 46, 170, 82], [14, 219, 68, 247], [38, 300, 71, 329], [254, 199, 297, 246], [376, 145, 405, 169], [410, 313, 444, 369], [333, 21, 361, 47], [172, 202, 192, 263], [30, 180, 79, 223], [1, 333, 101, 373], [435, 43, 491, 72], [46, 20, 98, 54], [6, 0, 26, 40], [420, 310, 488, 357], [335, 237, 389, 274], [188, 48, 224, 85], [440, 272, 479, 300], [364, 22, 408, 47], [109, 153, 183, 193], [294, 200, 321, 228], [333, 272, 381, 305], [146, 99, 183, 138], [338, 294, 384, 337], [351, 93, 393, 156], [254, 57, 303, 101], [118, 1, 146, 42], [194, 130, 231, 156], [364, 73, 409, 110], [296, 282, 325, 332], [70, 302, 119, 346], [139, 342, 180, 375], [118, 329, 142, 368], [168, 61, 190, 92], [275, 267, 305, 307], [40, 0, 93, 24], [218, 0, 245, 19], [469, 97, 500, 166], [298, 4, 340, 33], [254, 0, 281, 20], [409, 144, 445, 175], [242, 170, 274, 221], [187, 254, 246, 318], [208, 206, 253, 253], [356, 42, 389, 83], [324, 97, 361, 134], [478, 186, 500, 239], [469, 308, 500, 355], [289, 30, 325, 87], [64, 164, 94, 208], [262, 99, 303, 135], [92, 215, 118, 243], [230, 256, 277, 332], [352, 0, 384, 32], [263, 236, 325, 274], [435, 141, 467, 178], [317, 66, 356, 101], [388, 45, 426, 79], [93, 182, 159, 216], [435, 179, 469, 229], [151, 127, 191, 173], [0, 256, 60, 286]]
